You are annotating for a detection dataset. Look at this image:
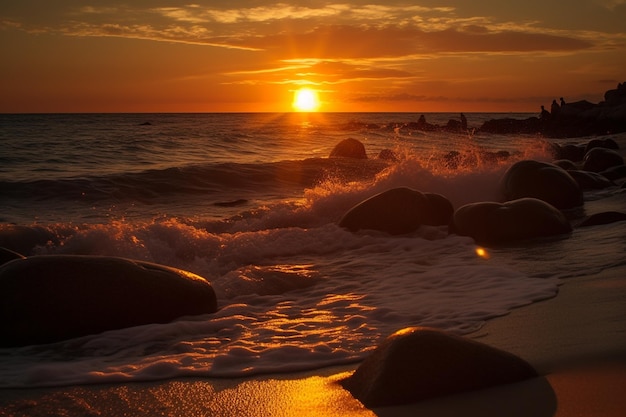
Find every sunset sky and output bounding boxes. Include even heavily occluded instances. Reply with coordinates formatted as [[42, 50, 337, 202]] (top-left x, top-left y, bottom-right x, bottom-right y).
[[1, 1, 625, 113]]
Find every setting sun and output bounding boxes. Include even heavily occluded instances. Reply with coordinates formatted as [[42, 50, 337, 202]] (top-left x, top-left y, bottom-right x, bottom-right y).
[[292, 88, 320, 112]]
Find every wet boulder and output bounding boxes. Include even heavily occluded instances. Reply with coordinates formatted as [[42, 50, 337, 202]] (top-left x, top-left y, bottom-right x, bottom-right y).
[[449, 198, 572, 245], [339, 187, 453, 235], [500, 160, 582, 209], [329, 138, 367, 159], [584, 138, 619, 154], [0, 255, 218, 347], [582, 147, 624, 173], [341, 327, 537, 407], [377, 149, 398, 161]]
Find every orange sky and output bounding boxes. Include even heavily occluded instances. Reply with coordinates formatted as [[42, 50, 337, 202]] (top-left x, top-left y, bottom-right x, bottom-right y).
[[1, 1, 625, 113]]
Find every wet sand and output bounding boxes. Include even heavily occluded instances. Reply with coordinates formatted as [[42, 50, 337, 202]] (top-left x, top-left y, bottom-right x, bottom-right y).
[[1, 264, 625, 417]]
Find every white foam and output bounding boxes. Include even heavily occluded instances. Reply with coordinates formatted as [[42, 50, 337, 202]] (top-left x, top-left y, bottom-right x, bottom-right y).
[[0, 224, 559, 388]]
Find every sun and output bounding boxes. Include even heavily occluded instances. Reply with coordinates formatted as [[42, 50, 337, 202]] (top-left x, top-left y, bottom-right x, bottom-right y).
[[292, 88, 320, 112]]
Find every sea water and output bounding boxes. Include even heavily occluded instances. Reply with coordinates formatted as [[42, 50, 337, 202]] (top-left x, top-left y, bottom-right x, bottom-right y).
[[0, 113, 624, 388]]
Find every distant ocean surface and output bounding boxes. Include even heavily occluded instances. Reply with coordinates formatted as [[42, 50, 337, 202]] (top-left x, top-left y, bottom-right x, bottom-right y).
[[1, 112, 624, 388]]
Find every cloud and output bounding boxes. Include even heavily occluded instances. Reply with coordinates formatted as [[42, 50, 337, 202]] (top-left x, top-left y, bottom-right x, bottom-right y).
[[1, 1, 618, 57], [235, 25, 595, 59], [222, 59, 418, 86]]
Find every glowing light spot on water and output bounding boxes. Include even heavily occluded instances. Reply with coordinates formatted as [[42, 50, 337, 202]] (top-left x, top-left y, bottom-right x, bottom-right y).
[[475, 247, 490, 259]]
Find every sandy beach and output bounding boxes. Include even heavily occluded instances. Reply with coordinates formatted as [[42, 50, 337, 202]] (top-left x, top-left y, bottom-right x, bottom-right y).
[[1, 262, 624, 416]]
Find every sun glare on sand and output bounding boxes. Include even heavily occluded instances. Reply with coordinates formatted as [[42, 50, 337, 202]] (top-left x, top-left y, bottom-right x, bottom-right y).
[[292, 88, 320, 112]]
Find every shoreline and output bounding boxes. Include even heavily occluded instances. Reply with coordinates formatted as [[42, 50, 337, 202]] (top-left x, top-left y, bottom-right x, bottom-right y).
[[1, 264, 624, 416]]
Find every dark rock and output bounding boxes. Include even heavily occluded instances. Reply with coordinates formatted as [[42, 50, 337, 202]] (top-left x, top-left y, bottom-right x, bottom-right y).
[[0, 255, 218, 347], [449, 198, 572, 245], [500, 160, 583, 209], [477, 83, 626, 137], [584, 138, 619, 154], [339, 187, 453, 235], [341, 327, 537, 407], [567, 170, 614, 190], [479, 117, 541, 135], [329, 138, 367, 159], [377, 149, 398, 161], [578, 211, 626, 227], [582, 147, 624, 173]]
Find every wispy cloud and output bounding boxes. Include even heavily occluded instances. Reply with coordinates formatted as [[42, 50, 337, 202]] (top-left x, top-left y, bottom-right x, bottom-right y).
[[2, 2, 616, 56]]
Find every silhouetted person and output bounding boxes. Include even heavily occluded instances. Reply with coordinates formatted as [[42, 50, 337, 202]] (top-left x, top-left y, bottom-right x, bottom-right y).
[[560, 97, 566, 106], [460, 113, 467, 130], [551, 99, 560, 117], [540, 105, 550, 120]]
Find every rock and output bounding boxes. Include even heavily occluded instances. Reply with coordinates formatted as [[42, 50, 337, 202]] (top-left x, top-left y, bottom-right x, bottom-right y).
[[479, 117, 542, 135], [449, 198, 572, 245], [341, 327, 537, 407], [578, 211, 626, 227], [476, 83, 626, 137], [584, 138, 619, 154], [329, 138, 367, 159], [0, 255, 218, 347], [500, 160, 583, 209], [377, 149, 398, 161], [338, 187, 453, 235], [567, 170, 614, 190], [582, 147, 624, 173]]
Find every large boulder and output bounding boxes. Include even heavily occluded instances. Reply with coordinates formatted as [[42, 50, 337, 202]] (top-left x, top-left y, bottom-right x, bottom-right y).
[[0, 255, 218, 347], [329, 138, 367, 159], [500, 160, 582, 209], [584, 138, 619, 154], [339, 187, 453, 235], [582, 147, 624, 173], [341, 327, 537, 407], [449, 198, 572, 245]]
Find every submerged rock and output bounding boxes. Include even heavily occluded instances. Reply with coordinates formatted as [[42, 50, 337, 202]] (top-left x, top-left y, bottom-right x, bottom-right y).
[[341, 327, 537, 407], [450, 198, 572, 245], [339, 187, 453, 235], [0, 255, 218, 347], [500, 160, 583, 209]]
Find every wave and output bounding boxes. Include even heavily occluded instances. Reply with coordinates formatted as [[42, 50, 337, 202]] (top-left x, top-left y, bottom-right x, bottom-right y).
[[0, 157, 390, 204]]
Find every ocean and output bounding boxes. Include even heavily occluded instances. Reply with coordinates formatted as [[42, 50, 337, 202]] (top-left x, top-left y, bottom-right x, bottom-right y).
[[1, 112, 624, 388]]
